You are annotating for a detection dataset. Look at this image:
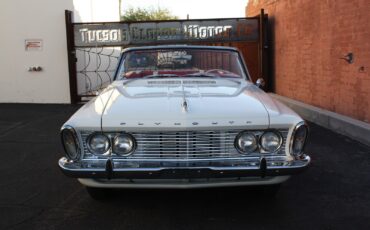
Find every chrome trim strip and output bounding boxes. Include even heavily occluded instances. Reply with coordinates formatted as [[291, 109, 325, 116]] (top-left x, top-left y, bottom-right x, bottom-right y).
[[289, 121, 309, 157], [77, 155, 288, 162], [58, 155, 311, 179], [60, 125, 81, 161], [78, 176, 291, 189]]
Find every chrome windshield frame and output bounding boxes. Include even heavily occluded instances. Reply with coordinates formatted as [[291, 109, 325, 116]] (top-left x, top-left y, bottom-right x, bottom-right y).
[[113, 45, 252, 82]]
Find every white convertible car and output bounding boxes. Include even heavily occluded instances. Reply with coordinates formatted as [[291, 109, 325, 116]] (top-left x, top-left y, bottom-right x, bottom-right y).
[[59, 45, 310, 199]]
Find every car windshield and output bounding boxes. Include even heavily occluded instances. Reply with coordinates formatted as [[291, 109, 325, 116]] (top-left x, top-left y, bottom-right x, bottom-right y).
[[118, 48, 246, 80]]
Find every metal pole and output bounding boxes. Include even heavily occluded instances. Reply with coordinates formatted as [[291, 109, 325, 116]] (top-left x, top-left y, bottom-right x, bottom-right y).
[[259, 9, 265, 84], [65, 10, 78, 104]]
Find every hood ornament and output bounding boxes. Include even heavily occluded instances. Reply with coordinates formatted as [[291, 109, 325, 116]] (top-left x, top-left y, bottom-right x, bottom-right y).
[[181, 99, 188, 112], [181, 81, 188, 113]]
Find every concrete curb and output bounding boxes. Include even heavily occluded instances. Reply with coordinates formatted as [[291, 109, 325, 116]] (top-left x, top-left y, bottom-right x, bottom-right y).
[[269, 93, 370, 147]]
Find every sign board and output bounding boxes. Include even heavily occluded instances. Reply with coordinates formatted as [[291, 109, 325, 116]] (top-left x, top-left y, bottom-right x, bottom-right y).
[[74, 18, 259, 47], [25, 39, 43, 51]]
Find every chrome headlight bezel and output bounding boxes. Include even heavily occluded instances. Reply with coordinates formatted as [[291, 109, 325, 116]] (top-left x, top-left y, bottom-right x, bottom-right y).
[[290, 121, 309, 157], [260, 131, 283, 153], [234, 131, 258, 154], [86, 133, 111, 156], [60, 125, 81, 161], [235, 130, 284, 154], [112, 133, 136, 156]]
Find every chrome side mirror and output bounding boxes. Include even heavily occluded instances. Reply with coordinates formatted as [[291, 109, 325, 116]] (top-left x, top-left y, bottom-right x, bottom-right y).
[[255, 78, 266, 88]]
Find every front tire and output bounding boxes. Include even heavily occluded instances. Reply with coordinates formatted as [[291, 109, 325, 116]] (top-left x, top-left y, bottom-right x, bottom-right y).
[[85, 187, 111, 200]]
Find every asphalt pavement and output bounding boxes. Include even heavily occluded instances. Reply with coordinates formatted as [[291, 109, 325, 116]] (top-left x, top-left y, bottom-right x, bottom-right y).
[[0, 104, 369, 230]]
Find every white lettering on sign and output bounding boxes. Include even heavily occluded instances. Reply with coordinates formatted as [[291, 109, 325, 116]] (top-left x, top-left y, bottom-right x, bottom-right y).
[[79, 29, 121, 43], [79, 25, 234, 43], [74, 19, 259, 47]]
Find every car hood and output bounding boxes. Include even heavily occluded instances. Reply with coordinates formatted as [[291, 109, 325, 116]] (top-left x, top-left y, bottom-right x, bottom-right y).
[[99, 78, 272, 131]]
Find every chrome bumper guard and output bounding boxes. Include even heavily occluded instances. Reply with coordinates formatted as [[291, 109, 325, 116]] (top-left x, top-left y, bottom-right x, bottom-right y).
[[58, 155, 311, 180]]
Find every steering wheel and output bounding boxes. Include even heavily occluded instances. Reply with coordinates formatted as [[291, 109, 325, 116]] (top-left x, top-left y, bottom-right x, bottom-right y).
[[205, 69, 232, 75]]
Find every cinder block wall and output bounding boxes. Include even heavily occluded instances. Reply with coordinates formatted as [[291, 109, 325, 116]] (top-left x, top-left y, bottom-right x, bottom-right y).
[[246, 0, 370, 123]]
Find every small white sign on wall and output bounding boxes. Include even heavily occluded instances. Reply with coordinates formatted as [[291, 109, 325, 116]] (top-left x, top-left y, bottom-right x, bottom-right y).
[[25, 39, 43, 51]]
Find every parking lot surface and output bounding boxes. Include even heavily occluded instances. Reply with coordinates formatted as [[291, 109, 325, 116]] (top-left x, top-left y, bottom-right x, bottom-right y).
[[0, 104, 369, 230]]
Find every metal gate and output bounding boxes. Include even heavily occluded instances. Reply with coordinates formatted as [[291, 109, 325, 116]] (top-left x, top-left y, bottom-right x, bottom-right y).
[[65, 10, 268, 103]]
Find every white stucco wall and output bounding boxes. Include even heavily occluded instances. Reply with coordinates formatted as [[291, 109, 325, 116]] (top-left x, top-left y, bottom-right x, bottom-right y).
[[0, 0, 119, 103]]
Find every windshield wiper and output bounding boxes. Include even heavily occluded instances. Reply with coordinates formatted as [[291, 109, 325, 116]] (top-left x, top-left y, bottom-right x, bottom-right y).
[[182, 73, 221, 78]]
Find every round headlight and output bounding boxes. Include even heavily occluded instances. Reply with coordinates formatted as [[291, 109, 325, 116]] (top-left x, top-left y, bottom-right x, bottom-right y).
[[87, 133, 110, 155], [61, 126, 80, 160], [235, 132, 258, 154], [260, 131, 282, 152], [291, 122, 308, 156], [113, 133, 136, 156]]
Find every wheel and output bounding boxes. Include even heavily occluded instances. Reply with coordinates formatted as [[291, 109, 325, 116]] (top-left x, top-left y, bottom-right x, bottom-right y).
[[85, 187, 111, 200]]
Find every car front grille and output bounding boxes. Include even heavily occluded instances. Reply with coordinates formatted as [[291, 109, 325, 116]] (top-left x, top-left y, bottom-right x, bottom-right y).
[[80, 130, 288, 160], [132, 131, 240, 159]]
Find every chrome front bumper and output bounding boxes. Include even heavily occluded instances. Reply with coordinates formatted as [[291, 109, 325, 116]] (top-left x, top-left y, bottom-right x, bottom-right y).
[[58, 155, 311, 180]]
